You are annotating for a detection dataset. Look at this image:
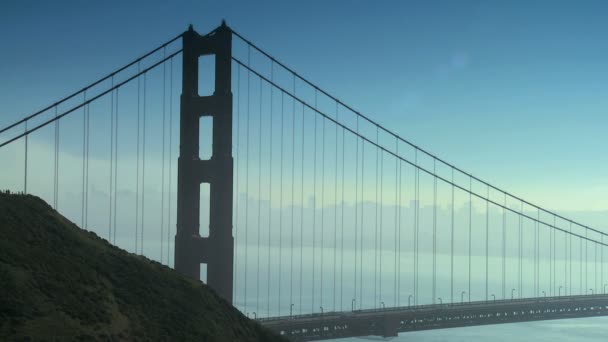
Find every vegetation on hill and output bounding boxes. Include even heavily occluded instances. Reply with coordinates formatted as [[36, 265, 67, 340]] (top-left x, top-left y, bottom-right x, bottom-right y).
[[0, 191, 286, 341]]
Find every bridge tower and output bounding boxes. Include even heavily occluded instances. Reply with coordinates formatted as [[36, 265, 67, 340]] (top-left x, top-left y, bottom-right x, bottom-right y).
[[175, 22, 234, 303]]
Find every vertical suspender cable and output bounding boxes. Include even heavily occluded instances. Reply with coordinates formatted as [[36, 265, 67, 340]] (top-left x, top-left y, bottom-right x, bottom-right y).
[[266, 61, 273, 317], [53, 106, 59, 209], [533, 209, 536, 296], [586, 228, 588, 293], [340, 114, 345, 310], [81, 91, 87, 228], [278, 92, 284, 314], [414, 149, 419, 305], [113, 88, 119, 244], [580, 232, 583, 294], [485, 186, 489, 301], [569, 222, 572, 295], [109, 77, 115, 241], [141, 72, 147, 254], [161, 49, 166, 263], [299, 102, 305, 314], [135, 65, 141, 253], [256, 77, 263, 314], [167, 57, 173, 265], [379, 137, 384, 306], [468, 176, 472, 302], [432, 159, 437, 304], [320, 99, 325, 310], [595, 234, 598, 293], [519, 201, 523, 298], [450, 168, 455, 303], [393, 138, 399, 307], [312, 90, 317, 313], [256, 77, 263, 316], [290, 77, 296, 313], [234, 64, 241, 304], [374, 126, 379, 308], [244, 50, 251, 313], [354, 114, 359, 308], [504, 196, 509, 298], [333, 101, 338, 312], [24, 120, 28, 194], [85, 95, 90, 230], [360, 135, 365, 308], [398, 141, 403, 306]]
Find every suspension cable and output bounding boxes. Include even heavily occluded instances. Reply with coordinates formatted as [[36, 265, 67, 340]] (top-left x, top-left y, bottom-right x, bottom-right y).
[[230, 28, 607, 238], [0, 50, 181, 149], [0, 33, 183, 135], [232, 55, 607, 246]]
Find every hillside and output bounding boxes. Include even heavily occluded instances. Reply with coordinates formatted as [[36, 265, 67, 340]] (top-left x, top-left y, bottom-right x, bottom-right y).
[[0, 192, 285, 341]]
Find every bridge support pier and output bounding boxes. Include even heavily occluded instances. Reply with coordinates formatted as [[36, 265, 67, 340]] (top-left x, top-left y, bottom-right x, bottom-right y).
[[175, 22, 234, 304]]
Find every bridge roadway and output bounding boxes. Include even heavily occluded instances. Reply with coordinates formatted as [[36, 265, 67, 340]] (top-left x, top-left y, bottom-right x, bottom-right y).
[[258, 294, 608, 341]]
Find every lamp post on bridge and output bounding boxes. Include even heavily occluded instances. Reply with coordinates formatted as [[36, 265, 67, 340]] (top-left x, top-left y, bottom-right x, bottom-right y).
[[559, 286, 563, 297], [252, 312, 257, 319], [380, 302, 385, 310], [461, 291, 467, 304], [408, 295, 413, 308], [319, 306, 324, 337], [290, 304, 294, 318], [438, 297, 442, 305], [542, 290, 546, 298], [351, 298, 356, 312], [589, 288, 594, 295], [511, 288, 516, 301], [491, 294, 496, 304]]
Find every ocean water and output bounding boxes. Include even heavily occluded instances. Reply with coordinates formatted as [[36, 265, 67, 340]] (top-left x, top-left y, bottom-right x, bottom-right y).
[[331, 316, 608, 341]]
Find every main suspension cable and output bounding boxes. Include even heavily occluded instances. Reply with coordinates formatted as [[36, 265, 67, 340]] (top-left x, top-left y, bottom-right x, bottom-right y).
[[0, 33, 183, 135]]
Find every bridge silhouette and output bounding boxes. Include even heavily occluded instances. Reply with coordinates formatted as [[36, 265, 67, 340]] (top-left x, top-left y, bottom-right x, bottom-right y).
[[1, 22, 608, 341]]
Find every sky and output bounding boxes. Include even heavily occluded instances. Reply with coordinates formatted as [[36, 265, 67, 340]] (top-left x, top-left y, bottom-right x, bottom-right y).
[[2, 0, 607, 214], [2, 0, 608, 333]]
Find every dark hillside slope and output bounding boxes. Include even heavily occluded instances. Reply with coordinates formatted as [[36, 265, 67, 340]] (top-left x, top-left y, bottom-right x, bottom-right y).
[[0, 192, 285, 341]]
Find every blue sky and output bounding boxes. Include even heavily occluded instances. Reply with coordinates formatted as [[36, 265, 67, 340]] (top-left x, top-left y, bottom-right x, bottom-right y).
[[2, 1, 608, 327], [2, 0, 607, 213]]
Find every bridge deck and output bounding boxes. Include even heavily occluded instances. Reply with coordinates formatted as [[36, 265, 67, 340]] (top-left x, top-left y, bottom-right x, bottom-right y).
[[259, 294, 608, 341]]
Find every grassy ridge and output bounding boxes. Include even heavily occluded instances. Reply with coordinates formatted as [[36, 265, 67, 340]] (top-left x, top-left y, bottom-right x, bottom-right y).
[[0, 192, 285, 341]]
